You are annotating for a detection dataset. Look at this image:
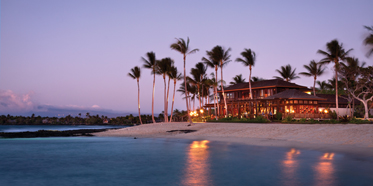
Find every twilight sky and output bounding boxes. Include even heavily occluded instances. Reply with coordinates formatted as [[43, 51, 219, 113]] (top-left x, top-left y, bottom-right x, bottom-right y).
[[1, 0, 373, 116]]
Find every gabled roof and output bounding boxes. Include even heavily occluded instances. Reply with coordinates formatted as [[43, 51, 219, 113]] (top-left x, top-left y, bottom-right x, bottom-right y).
[[223, 79, 309, 92], [264, 89, 326, 100]]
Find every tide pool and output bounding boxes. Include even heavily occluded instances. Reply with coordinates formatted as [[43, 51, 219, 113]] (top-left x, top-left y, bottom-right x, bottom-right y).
[[0, 137, 372, 186]]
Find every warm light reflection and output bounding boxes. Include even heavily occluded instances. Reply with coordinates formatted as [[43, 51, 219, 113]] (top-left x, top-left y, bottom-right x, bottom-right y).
[[282, 148, 301, 185], [314, 153, 335, 186], [182, 140, 210, 186]]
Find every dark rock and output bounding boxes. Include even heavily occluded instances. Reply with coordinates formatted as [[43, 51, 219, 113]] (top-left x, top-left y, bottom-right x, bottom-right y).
[[0, 128, 115, 138]]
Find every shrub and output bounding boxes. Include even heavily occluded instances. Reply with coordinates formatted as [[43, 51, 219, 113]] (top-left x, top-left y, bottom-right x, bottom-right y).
[[299, 118, 307, 123], [309, 118, 318, 124], [276, 112, 283, 120], [349, 118, 371, 124], [328, 110, 337, 119], [339, 115, 351, 123], [282, 115, 293, 123], [252, 115, 269, 123]]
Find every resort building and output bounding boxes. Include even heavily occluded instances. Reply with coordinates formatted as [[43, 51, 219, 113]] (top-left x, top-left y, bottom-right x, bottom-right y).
[[205, 79, 350, 119]]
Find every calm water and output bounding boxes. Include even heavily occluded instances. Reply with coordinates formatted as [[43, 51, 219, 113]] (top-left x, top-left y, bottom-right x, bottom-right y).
[[0, 125, 127, 132], [0, 136, 372, 186]]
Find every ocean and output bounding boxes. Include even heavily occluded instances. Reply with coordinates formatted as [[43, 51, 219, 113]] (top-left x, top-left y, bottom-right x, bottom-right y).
[[0, 126, 372, 186]]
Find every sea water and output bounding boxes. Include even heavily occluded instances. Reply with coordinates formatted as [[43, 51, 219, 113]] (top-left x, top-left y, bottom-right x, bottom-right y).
[[0, 137, 372, 186], [0, 125, 126, 132]]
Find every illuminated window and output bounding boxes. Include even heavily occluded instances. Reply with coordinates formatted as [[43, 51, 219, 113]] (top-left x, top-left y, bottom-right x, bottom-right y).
[[299, 100, 303, 104], [294, 100, 298, 104], [304, 100, 308, 104], [290, 100, 293, 104], [314, 101, 317, 104], [309, 101, 313, 104]]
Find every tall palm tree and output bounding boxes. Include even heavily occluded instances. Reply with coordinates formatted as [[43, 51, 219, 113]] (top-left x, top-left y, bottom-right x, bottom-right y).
[[203, 45, 231, 118], [230, 74, 246, 85], [203, 58, 220, 117], [128, 66, 142, 124], [363, 25, 373, 57], [170, 37, 199, 124], [168, 66, 183, 122], [235, 48, 256, 98], [156, 58, 173, 122], [318, 39, 353, 118], [194, 62, 207, 109], [187, 63, 207, 109], [142, 51, 157, 123], [274, 64, 300, 82], [299, 60, 326, 96]]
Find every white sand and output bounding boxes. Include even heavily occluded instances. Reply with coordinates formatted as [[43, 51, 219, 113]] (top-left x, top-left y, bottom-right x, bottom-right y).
[[96, 122, 373, 156]]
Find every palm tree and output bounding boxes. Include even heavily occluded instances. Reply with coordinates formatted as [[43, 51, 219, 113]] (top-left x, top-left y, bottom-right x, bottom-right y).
[[203, 45, 231, 118], [128, 66, 142, 124], [230, 74, 246, 85], [318, 39, 353, 118], [142, 51, 157, 123], [157, 58, 173, 122], [235, 48, 256, 98], [274, 64, 300, 82], [316, 80, 328, 91], [170, 37, 199, 124], [363, 25, 373, 57], [187, 63, 207, 109], [194, 62, 207, 109], [251, 76, 265, 82], [299, 60, 326, 96], [168, 66, 183, 122]]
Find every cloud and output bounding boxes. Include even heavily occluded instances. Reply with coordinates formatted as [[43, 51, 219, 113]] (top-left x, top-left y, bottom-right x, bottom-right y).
[[0, 90, 34, 112], [0, 90, 128, 117]]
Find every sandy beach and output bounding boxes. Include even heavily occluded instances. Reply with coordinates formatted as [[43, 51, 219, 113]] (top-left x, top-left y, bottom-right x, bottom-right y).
[[96, 122, 373, 156]]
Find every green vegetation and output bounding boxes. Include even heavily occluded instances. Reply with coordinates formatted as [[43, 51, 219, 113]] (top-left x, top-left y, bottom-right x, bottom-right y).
[[206, 115, 269, 123]]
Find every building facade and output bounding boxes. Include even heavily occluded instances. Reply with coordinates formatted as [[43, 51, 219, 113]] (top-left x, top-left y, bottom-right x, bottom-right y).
[[204, 79, 349, 119]]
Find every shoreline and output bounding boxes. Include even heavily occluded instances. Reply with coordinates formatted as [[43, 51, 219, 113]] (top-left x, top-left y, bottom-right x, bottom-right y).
[[95, 122, 373, 156]]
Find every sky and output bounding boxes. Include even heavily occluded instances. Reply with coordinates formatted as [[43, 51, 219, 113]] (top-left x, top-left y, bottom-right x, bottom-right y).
[[1, 0, 373, 117]]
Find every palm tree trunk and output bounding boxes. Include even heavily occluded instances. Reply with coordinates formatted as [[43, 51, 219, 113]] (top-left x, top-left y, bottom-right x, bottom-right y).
[[170, 80, 176, 122], [335, 62, 339, 119], [198, 85, 201, 109], [249, 66, 253, 99], [215, 68, 220, 117], [220, 62, 228, 117], [313, 76, 316, 96], [213, 87, 217, 120], [137, 79, 142, 124], [152, 72, 156, 123], [163, 75, 167, 122], [184, 55, 193, 124], [166, 76, 171, 122]]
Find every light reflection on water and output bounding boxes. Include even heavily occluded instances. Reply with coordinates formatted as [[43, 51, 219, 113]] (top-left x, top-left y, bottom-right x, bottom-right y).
[[315, 153, 335, 186], [282, 148, 301, 185], [182, 140, 211, 186]]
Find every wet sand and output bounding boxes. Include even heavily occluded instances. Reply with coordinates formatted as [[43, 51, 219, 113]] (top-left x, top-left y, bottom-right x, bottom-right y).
[[95, 122, 373, 156]]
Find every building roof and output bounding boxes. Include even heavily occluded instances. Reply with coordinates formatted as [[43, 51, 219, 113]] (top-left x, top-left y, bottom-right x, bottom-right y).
[[316, 94, 351, 104], [223, 79, 309, 92], [264, 89, 326, 100]]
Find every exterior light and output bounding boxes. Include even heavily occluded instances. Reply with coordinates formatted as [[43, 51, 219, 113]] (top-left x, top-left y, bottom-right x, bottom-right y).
[[200, 109, 204, 113], [319, 108, 322, 112], [286, 109, 290, 113], [324, 110, 328, 114], [190, 112, 193, 116]]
